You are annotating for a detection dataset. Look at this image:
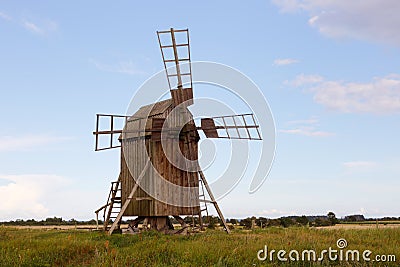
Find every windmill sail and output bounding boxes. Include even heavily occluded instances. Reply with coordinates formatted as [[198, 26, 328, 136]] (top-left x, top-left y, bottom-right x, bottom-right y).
[[198, 113, 262, 140], [157, 28, 193, 107], [93, 114, 128, 151]]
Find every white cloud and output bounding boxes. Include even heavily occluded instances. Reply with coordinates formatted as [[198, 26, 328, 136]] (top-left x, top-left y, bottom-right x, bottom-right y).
[[272, 0, 400, 46], [281, 117, 333, 137], [257, 209, 287, 218], [0, 11, 12, 21], [285, 74, 324, 87], [287, 117, 319, 125], [343, 161, 378, 169], [23, 21, 44, 35], [0, 12, 57, 36], [280, 126, 334, 137], [0, 174, 69, 220], [342, 161, 379, 175], [0, 134, 71, 152], [91, 59, 145, 75], [288, 73, 400, 114], [22, 19, 58, 36], [273, 58, 299, 66]]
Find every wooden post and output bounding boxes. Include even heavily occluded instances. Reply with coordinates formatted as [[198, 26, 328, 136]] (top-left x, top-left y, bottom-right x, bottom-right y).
[[198, 211, 204, 230], [96, 212, 99, 230]]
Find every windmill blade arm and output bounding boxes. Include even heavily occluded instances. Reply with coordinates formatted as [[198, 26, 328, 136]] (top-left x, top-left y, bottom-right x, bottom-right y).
[[93, 114, 129, 151], [198, 114, 262, 140], [93, 130, 123, 135], [157, 28, 193, 106]]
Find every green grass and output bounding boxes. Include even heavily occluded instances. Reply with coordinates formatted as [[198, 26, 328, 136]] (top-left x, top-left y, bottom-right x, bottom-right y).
[[0, 226, 399, 266]]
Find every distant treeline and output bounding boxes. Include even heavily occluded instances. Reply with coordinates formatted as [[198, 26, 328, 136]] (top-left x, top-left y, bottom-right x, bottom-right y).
[[1, 213, 399, 227], [0, 217, 99, 226], [227, 213, 400, 229]]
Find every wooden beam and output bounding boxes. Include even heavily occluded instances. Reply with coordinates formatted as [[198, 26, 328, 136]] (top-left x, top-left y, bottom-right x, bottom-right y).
[[95, 114, 99, 151], [94, 203, 110, 214], [93, 130, 123, 135], [199, 199, 215, 204], [170, 28, 183, 89]]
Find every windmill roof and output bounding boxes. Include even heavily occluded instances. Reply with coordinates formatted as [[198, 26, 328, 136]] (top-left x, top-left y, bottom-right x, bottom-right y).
[[129, 98, 173, 120], [120, 99, 173, 140]]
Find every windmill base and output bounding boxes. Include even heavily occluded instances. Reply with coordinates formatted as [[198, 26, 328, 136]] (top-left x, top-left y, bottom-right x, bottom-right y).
[[127, 216, 189, 234]]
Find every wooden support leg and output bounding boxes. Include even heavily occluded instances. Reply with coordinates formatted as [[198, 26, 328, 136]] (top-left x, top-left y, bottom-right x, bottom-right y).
[[198, 170, 231, 234], [146, 216, 171, 232], [173, 215, 188, 229], [128, 216, 145, 232], [143, 217, 149, 230]]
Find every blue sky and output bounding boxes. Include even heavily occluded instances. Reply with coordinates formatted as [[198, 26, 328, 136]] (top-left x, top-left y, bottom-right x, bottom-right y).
[[1, 1, 399, 220]]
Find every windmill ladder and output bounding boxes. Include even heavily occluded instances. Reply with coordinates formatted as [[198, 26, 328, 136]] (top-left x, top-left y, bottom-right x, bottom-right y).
[[103, 178, 122, 230], [108, 161, 150, 235]]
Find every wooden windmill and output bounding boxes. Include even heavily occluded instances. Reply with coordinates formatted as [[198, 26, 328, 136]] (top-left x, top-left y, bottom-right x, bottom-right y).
[[93, 28, 262, 234]]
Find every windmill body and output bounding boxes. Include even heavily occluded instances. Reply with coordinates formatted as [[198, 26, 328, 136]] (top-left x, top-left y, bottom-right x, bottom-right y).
[[120, 99, 200, 231]]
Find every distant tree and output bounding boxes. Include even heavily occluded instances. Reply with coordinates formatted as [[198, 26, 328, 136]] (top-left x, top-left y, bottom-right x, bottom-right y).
[[344, 215, 365, 222], [327, 212, 339, 225], [312, 218, 331, 227], [239, 217, 252, 229], [268, 219, 281, 227], [295, 216, 309, 226], [280, 217, 294, 228], [26, 219, 37, 225], [45, 217, 62, 225], [207, 216, 218, 229]]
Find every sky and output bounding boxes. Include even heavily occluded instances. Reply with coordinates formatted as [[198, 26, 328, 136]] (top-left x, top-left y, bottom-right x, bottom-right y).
[[0, 1, 399, 221]]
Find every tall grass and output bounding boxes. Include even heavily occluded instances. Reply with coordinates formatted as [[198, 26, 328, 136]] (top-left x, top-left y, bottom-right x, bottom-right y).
[[0, 226, 399, 266]]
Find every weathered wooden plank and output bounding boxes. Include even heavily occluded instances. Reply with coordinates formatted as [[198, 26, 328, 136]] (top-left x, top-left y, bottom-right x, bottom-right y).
[[201, 118, 219, 138]]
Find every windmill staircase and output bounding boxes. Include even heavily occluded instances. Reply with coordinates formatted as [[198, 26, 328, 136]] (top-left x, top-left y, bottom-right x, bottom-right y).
[[197, 175, 209, 229]]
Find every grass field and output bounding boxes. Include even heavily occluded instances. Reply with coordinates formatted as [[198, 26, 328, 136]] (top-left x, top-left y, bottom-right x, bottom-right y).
[[1, 226, 399, 266]]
